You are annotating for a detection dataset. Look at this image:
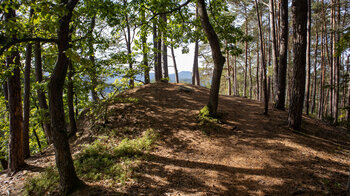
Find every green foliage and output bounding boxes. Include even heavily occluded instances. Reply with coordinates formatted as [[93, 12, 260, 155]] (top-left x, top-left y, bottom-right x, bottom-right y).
[[114, 97, 140, 103], [23, 167, 60, 196], [113, 129, 158, 157], [74, 129, 157, 183]]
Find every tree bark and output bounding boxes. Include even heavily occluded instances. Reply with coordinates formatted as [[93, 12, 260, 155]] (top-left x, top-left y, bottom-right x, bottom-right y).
[[256, 46, 260, 100], [123, 0, 134, 88], [269, 0, 279, 103], [274, 0, 288, 110], [67, 61, 77, 137], [34, 42, 52, 144], [88, 15, 98, 102], [255, 0, 269, 115], [153, 22, 160, 81], [244, 7, 248, 97], [197, 0, 225, 116], [5, 7, 25, 173], [192, 40, 200, 85], [227, 48, 232, 95], [141, 4, 150, 84], [48, 0, 84, 193], [23, 43, 32, 159], [311, 31, 319, 114], [157, 18, 163, 80], [288, 0, 308, 130], [305, 0, 311, 115], [161, 13, 168, 79], [171, 46, 179, 83]]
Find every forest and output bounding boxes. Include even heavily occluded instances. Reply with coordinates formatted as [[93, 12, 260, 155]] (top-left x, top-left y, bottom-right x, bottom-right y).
[[0, 0, 350, 195]]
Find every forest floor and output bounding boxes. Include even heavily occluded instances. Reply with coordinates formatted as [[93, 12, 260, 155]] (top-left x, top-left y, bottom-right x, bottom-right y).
[[1, 82, 350, 195]]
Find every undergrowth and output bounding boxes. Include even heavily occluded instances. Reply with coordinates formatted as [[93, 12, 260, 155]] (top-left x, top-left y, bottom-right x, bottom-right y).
[[23, 167, 59, 196], [24, 129, 158, 193], [198, 106, 222, 135], [74, 128, 157, 183]]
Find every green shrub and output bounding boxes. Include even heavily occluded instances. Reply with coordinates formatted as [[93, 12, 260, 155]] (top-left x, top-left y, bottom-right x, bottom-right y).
[[113, 129, 157, 157], [74, 129, 157, 183], [23, 167, 59, 196]]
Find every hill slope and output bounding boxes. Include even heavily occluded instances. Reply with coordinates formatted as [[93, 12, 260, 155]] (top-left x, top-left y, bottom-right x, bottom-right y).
[[1, 82, 350, 195]]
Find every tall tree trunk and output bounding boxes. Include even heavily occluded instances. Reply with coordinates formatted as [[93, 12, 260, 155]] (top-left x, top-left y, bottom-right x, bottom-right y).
[[157, 18, 163, 80], [171, 46, 179, 83], [256, 46, 260, 100], [311, 30, 319, 114], [244, 10, 248, 97], [141, 4, 150, 84], [255, 0, 269, 115], [5, 7, 25, 173], [23, 43, 32, 159], [67, 61, 77, 137], [305, 0, 312, 115], [153, 22, 160, 81], [124, 0, 134, 88], [192, 40, 200, 85], [197, 0, 225, 115], [227, 47, 232, 95], [48, 0, 84, 193], [332, 0, 340, 124], [192, 7, 200, 86], [288, 0, 308, 130], [269, 0, 279, 103], [34, 42, 52, 144], [318, 26, 325, 119], [275, 0, 289, 110], [161, 13, 168, 79], [88, 16, 98, 102], [233, 56, 238, 95], [249, 49, 253, 99]]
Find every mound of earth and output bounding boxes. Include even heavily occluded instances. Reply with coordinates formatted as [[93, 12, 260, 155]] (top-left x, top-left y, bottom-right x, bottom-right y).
[[1, 82, 349, 195]]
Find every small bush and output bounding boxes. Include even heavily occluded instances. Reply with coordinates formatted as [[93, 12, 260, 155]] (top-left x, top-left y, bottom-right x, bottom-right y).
[[23, 167, 59, 196]]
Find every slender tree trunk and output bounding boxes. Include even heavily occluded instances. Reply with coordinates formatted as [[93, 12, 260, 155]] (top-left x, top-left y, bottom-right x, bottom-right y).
[[256, 46, 260, 100], [171, 46, 179, 83], [89, 16, 98, 102], [288, 0, 308, 130], [275, 0, 289, 110], [141, 4, 150, 84], [161, 13, 168, 79], [244, 10, 248, 97], [305, 0, 312, 115], [227, 48, 232, 95], [318, 26, 325, 119], [255, 0, 269, 115], [23, 43, 32, 159], [269, 0, 279, 103], [123, 0, 134, 87], [197, 0, 225, 115], [153, 22, 160, 81], [67, 61, 77, 137], [34, 42, 52, 144], [234, 56, 238, 95], [249, 49, 253, 99], [311, 31, 319, 114], [48, 0, 84, 193], [192, 40, 200, 85], [157, 18, 162, 80], [192, 7, 200, 86], [332, 0, 340, 124], [5, 7, 25, 173]]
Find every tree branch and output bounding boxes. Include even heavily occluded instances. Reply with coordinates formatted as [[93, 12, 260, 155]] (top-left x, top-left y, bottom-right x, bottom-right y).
[[0, 37, 58, 56]]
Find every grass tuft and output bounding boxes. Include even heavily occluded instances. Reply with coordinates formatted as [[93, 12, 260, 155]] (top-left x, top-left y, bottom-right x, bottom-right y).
[[23, 167, 59, 196]]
